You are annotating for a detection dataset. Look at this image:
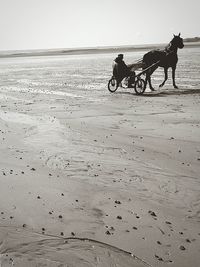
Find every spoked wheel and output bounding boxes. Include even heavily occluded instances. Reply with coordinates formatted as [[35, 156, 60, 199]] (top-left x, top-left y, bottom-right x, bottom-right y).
[[108, 77, 118, 93], [134, 78, 145, 95]]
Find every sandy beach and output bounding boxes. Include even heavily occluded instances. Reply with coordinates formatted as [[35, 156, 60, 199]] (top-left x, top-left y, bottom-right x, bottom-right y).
[[0, 46, 200, 266]]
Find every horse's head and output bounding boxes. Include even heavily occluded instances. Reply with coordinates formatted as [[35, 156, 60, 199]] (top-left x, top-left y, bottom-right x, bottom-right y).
[[172, 33, 184, 49]]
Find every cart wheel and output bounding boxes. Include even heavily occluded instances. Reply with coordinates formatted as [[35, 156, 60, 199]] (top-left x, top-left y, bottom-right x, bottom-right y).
[[134, 78, 145, 95], [108, 77, 118, 92]]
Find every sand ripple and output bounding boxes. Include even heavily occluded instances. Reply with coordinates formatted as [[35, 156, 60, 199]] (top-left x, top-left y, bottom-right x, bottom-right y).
[[0, 228, 149, 267]]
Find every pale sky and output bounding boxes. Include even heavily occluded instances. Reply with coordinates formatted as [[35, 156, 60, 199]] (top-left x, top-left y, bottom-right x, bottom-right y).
[[0, 0, 199, 51]]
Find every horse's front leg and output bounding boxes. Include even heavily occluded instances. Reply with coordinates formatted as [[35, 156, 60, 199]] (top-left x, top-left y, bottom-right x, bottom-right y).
[[159, 67, 168, 87], [172, 66, 178, 89]]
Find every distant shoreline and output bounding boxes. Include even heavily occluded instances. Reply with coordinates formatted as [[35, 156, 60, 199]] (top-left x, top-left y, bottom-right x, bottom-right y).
[[0, 41, 200, 59]]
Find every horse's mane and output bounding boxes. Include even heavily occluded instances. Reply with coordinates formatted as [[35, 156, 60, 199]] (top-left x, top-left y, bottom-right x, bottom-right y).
[[164, 40, 173, 53]]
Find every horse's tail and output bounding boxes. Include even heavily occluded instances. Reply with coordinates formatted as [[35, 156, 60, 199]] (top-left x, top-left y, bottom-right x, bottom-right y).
[[141, 59, 148, 70], [142, 52, 153, 70], [128, 59, 144, 71]]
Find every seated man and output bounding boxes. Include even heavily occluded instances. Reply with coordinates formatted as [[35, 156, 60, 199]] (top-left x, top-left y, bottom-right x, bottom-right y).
[[112, 54, 135, 87]]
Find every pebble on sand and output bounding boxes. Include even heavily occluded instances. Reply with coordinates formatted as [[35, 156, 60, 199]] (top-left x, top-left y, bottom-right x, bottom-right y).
[[105, 230, 111, 235], [179, 245, 186, 251], [148, 210, 157, 217], [155, 255, 164, 261]]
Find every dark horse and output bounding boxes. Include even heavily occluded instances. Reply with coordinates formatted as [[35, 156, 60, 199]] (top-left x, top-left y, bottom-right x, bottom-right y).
[[143, 33, 184, 90]]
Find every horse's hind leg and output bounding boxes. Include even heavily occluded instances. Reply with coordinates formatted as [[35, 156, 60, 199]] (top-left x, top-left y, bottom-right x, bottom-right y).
[[144, 73, 154, 91], [146, 66, 157, 91], [147, 74, 155, 91], [144, 71, 154, 90], [143, 66, 154, 90], [159, 67, 168, 87], [144, 72, 148, 89]]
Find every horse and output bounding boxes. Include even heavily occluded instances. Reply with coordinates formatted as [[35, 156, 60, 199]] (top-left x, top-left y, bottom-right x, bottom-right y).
[[142, 33, 184, 90]]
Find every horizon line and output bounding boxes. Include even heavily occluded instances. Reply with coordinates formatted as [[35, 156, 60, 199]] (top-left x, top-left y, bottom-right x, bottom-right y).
[[0, 40, 199, 58]]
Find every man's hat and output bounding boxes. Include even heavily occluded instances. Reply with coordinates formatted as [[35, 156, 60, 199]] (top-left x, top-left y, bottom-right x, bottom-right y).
[[118, 54, 124, 58]]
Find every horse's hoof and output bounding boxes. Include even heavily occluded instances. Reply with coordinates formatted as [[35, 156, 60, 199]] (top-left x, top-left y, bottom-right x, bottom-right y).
[[174, 85, 178, 89], [150, 88, 155, 91], [159, 84, 163, 88]]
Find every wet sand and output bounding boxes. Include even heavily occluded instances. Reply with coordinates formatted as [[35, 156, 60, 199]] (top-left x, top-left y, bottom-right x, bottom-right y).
[[0, 48, 200, 266]]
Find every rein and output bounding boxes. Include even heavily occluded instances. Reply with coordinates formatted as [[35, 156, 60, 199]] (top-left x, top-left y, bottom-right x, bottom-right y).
[[164, 41, 179, 55]]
